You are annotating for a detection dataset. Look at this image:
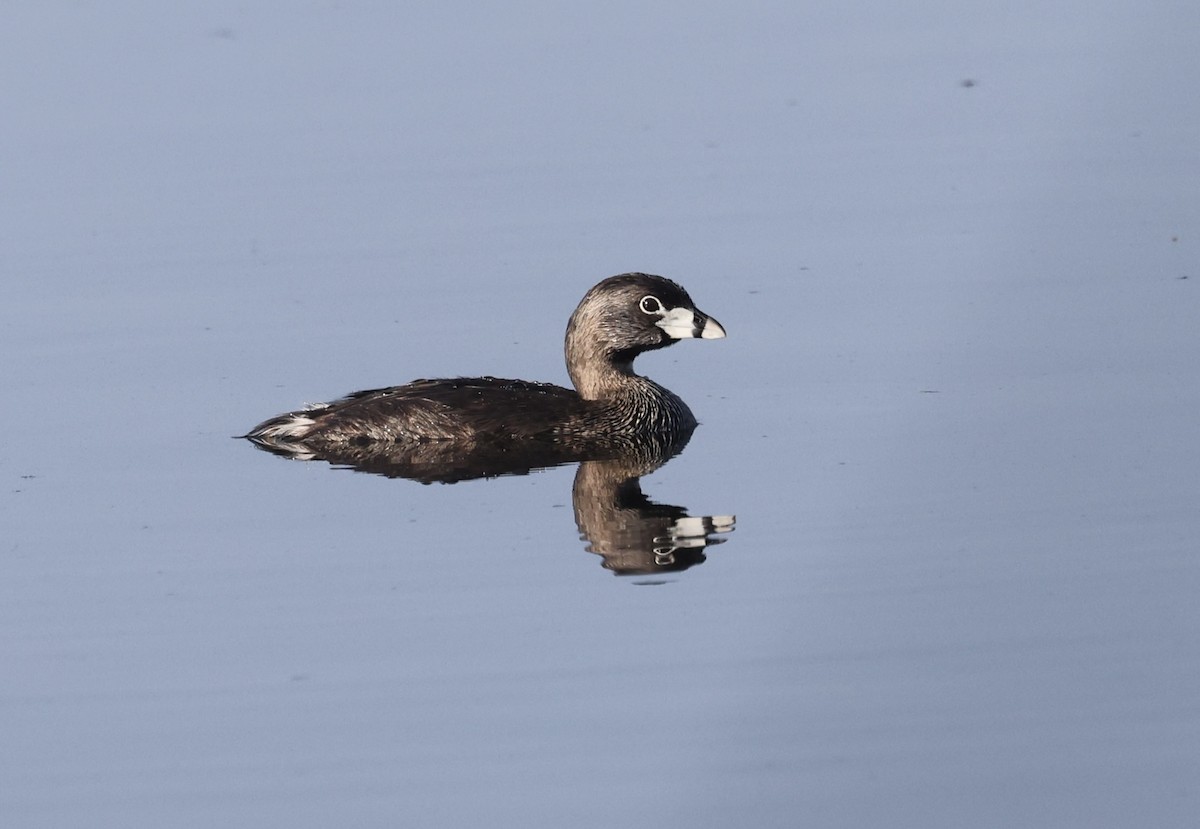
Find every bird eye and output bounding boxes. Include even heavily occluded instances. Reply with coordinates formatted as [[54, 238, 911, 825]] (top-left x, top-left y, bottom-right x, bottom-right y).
[[639, 295, 665, 315]]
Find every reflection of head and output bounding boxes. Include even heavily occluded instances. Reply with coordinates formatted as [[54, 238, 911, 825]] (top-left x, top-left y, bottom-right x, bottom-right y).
[[573, 458, 734, 578]]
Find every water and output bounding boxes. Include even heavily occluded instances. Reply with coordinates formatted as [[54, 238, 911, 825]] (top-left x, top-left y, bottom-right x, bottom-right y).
[[3, 2, 1198, 827]]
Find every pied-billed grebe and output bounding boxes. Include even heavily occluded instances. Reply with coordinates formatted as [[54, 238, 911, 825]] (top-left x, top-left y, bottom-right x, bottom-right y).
[[245, 272, 725, 451]]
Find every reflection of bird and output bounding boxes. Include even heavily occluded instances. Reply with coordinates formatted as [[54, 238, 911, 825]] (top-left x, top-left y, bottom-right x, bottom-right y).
[[244, 273, 725, 456], [246, 423, 736, 578], [572, 456, 735, 578]]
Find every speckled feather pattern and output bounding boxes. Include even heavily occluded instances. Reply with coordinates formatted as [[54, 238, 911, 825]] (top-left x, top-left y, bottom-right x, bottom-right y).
[[246, 273, 718, 453]]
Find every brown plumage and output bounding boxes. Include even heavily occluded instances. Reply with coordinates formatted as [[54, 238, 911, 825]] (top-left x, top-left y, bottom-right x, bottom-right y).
[[244, 273, 725, 457]]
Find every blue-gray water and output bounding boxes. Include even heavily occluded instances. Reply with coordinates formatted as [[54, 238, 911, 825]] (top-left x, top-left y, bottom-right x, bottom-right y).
[[3, 3, 1198, 827]]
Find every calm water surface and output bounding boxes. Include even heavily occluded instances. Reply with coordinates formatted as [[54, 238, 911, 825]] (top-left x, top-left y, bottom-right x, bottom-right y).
[[3, 2, 1198, 827]]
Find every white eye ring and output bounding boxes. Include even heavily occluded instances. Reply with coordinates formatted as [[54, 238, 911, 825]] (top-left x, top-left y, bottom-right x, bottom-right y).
[[639, 295, 665, 315]]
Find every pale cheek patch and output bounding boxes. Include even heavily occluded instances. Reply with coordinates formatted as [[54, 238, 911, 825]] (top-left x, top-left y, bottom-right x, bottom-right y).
[[654, 306, 699, 339]]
